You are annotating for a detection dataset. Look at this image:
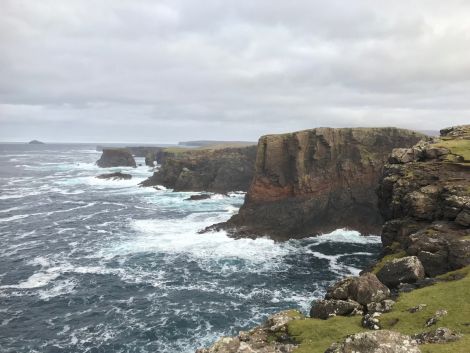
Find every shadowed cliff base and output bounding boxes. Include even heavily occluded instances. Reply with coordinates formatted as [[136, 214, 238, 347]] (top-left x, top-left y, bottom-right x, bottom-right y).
[[207, 127, 425, 240]]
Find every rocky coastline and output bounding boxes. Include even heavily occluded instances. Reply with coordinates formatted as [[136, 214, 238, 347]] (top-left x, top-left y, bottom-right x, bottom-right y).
[[197, 125, 470, 353], [211, 127, 424, 239], [140, 145, 257, 193]]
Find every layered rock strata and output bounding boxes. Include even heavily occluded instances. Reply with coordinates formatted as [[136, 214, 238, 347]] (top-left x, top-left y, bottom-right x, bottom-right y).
[[197, 125, 469, 353], [140, 146, 257, 193], [378, 124, 470, 276], [216, 127, 424, 239]]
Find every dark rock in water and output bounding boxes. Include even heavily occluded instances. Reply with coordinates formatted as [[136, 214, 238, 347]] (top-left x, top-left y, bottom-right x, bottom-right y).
[[310, 299, 362, 320], [325, 273, 390, 306], [96, 172, 132, 180], [185, 194, 212, 201], [412, 327, 462, 344], [214, 127, 424, 239], [96, 148, 136, 168], [325, 330, 420, 353], [378, 124, 470, 277], [376, 256, 425, 288], [28, 140, 45, 144], [140, 145, 257, 193]]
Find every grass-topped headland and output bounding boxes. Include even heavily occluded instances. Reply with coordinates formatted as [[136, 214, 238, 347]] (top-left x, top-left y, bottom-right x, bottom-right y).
[[285, 266, 470, 353]]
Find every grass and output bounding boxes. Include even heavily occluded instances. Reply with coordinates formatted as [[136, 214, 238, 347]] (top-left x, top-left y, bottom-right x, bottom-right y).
[[288, 316, 365, 353], [380, 266, 470, 353], [372, 251, 407, 274], [433, 139, 470, 162], [286, 266, 470, 353]]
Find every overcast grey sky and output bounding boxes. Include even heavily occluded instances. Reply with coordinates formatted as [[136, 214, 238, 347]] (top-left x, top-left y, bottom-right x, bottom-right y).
[[1, 0, 469, 143]]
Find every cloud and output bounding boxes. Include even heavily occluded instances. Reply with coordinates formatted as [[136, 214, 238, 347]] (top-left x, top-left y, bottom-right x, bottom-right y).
[[0, 0, 469, 142]]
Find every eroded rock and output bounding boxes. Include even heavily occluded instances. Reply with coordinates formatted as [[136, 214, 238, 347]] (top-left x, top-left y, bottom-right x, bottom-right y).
[[412, 327, 462, 344], [310, 299, 362, 320], [96, 172, 132, 180], [325, 330, 421, 353], [96, 148, 136, 168], [326, 273, 390, 306], [376, 256, 425, 288]]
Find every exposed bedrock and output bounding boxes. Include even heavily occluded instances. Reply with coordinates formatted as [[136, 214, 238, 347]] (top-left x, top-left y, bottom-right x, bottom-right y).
[[377, 124, 470, 277], [96, 148, 136, 168], [215, 127, 424, 239], [140, 146, 257, 193]]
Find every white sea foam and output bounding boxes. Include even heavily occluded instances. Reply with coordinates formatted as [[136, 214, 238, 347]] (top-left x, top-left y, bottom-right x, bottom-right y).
[[304, 228, 381, 244], [0, 214, 29, 223], [110, 214, 294, 268]]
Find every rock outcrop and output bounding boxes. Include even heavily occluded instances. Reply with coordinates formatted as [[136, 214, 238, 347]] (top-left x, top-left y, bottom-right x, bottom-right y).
[[325, 330, 421, 353], [195, 310, 302, 353], [376, 256, 425, 288], [378, 125, 470, 276], [28, 140, 45, 144], [140, 146, 257, 193], [96, 172, 132, 180], [96, 148, 137, 168], [216, 127, 424, 239], [196, 125, 469, 353]]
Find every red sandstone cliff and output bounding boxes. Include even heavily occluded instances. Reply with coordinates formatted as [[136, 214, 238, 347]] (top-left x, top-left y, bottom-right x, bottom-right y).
[[215, 127, 424, 239]]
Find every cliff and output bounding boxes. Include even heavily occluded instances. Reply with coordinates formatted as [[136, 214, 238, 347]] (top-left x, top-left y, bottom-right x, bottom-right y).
[[218, 127, 424, 239], [140, 145, 257, 193], [96, 148, 137, 168], [377, 125, 470, 276], [197, 125, 470, 353]]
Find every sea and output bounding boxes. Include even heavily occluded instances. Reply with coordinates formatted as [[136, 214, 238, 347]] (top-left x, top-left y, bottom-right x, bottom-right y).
[[0, 143, 381, 353]]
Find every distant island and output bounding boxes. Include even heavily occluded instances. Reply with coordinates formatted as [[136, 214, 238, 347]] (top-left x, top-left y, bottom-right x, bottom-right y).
[[28, 140, 45, 144]]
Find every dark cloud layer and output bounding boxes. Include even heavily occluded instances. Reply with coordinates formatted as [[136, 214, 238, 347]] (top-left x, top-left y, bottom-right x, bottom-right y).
[[1, 0, 469, 142]]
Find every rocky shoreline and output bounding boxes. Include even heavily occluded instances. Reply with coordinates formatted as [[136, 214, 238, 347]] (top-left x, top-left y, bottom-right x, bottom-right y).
[[213, 127, 424, 239], [197, 125, 470, 353], [140, 145, 257, 193]]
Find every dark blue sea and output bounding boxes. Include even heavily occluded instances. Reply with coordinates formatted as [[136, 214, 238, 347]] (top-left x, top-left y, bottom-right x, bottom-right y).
[[0, 143, 381, 353]]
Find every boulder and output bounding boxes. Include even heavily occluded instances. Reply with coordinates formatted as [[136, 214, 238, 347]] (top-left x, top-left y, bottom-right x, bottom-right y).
[[96, 172, 132, 180], [425, 309, 448, 327], [96, 148, 136, 168], [366, 299, 395, 314], [361, 312, 382, 330], [412, 327, 462, 344], [325, 273, 390, 305], [325, 330, 421, 353], [310, 299, 362, 320], [196, 310, 301, 353], [376, 256, 425, 288]]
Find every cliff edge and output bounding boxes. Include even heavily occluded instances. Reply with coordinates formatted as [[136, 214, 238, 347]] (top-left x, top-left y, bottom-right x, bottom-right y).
[[217, 127, 424, 239], [140, 145, 257, 193], [197, 126, 470, 353]]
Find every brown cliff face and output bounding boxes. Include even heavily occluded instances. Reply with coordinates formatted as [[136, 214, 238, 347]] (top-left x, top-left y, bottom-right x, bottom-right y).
[[140, 146, 257, 193], [219, 127, 424, 239], [378, 125, 470, 276]]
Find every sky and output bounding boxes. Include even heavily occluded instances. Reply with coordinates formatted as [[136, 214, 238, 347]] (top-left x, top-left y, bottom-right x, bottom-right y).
[[1, 0, 469, 143]]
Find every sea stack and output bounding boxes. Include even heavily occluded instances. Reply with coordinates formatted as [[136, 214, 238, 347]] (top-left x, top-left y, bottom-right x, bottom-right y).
[[215, 127, 425, 239], [96, 148, 137, 168]]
